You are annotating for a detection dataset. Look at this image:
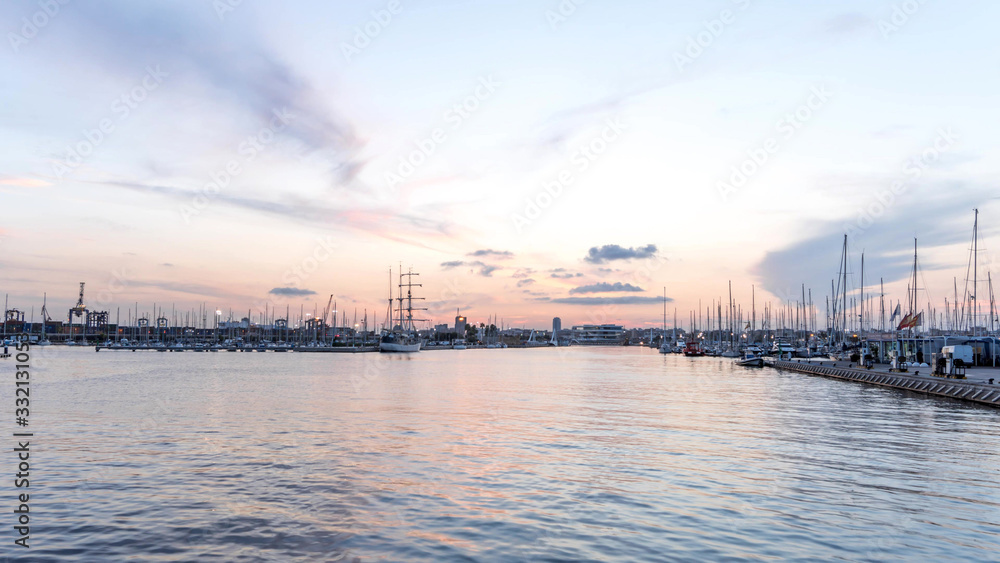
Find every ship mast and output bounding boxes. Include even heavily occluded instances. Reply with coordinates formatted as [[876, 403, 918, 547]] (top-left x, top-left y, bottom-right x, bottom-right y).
[[396, 267, 427, 334]]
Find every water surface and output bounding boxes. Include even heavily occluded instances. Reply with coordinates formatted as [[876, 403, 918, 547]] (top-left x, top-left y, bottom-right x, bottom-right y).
[[11, 346, 1000, 561]]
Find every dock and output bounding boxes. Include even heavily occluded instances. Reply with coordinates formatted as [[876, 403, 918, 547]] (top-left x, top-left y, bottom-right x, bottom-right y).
[[93, 345, 379, 353], [766, 359, 1000, 408]]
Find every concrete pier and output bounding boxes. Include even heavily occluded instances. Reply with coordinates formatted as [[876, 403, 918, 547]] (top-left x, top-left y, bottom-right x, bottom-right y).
[[767, 359, 1000, 408]]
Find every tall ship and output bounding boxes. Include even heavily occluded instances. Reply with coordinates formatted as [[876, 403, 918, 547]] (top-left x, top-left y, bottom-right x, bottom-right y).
[[379, 267, 426, 353]]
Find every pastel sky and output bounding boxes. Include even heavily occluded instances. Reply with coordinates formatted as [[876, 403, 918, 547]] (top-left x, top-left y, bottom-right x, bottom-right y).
[[2, 0, 999, 329]]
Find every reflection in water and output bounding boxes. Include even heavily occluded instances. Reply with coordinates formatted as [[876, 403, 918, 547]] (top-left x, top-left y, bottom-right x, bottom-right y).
[[23, 347, 1000, 561]]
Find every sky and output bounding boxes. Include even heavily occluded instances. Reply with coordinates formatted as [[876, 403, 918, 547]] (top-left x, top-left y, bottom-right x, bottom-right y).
[[2, 0, 999, 330]]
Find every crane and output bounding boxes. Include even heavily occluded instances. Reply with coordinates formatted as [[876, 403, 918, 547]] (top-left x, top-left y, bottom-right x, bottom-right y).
[[323, 294, 334, 327]]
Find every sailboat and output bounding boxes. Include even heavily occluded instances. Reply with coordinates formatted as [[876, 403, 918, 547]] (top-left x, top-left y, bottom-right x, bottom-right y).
[[379, 267, 424, 353]]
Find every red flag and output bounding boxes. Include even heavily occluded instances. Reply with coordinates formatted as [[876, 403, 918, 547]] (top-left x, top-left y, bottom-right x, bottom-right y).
[[896, 313, 913, 330], [897, 312, 922, 330]]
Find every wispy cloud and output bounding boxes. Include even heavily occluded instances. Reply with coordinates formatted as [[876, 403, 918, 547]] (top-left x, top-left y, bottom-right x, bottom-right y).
[[550, 296, 668, 305], [823, 13, 872, 35], [584, 244, 657, 264], [550, 268, 583, 279], [440, 260, 500, 277], [516, 279, 535, 288], [103, 180, 457, 248], [0, 176, 52, 188], [569, 282, 644, 294], [59, 2, 361, 168], [468, 249, 514, 259], [269, 287, 317, 296]]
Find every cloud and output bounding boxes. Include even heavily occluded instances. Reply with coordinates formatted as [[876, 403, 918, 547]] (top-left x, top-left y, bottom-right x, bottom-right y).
[[468, 249, 514, 259], [521, 290, 548, 297], [584, 244, 657, 264], [0, 176, 51, 188], [516, 279, 536, 288], [31, 1, 364, 183], [440, 260, 500, 277], [103, 180, 457, 248], [569, 282, 644, 294], [511, 268, 536, 279], [550, 296, 670, 305], [160, 263, 174, 267], [550, 268, 583, 279], [269, 287, 317, 296], [752, 184, 990, 300], [823, 13, 872, 35]]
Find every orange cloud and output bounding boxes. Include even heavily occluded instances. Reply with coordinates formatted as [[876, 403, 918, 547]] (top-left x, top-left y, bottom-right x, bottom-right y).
[[0, 176, 52, 188]]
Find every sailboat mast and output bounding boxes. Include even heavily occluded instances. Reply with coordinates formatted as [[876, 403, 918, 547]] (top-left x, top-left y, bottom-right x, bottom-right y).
[[860, 252, 864, 338], [841, 235, 847, 346], [728, 281, 733, 350], [913, 238, 918, 332], [880, 278, 885, 333], [973, 208, 979, 336]]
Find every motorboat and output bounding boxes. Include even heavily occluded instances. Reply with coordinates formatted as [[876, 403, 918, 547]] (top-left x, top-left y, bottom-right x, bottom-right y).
[[683, 341, 705, 357], [735, 346, 765, 367]]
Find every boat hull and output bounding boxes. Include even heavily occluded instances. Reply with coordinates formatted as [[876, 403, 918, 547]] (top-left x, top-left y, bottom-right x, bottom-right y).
[[736, 358, 764, 367], [380, 342, 421, 353]]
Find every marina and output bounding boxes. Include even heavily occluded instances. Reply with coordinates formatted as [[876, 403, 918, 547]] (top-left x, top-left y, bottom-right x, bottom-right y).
[[4, 3, 1000, 558]]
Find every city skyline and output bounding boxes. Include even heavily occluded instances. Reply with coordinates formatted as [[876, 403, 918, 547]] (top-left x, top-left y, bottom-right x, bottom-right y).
[[3, 0, 1000, 328]]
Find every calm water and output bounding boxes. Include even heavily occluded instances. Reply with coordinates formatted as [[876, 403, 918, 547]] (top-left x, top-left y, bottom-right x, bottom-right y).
[[9, 346, 1000, 561]]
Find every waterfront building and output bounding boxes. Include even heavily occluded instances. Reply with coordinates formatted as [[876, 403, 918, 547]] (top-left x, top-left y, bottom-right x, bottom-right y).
[[570, 324, 625, 345]]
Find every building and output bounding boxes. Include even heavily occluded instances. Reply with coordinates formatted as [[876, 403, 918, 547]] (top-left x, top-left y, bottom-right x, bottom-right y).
[[553, 317, 561, 333], [434, 323, 449, 334], [455, 312, 467, 335], [570, 324, 625, 345]]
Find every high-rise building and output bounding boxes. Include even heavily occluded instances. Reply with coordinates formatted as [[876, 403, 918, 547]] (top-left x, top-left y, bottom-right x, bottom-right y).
[[455, 310, 467, 335], [553, 317, 562, 333]]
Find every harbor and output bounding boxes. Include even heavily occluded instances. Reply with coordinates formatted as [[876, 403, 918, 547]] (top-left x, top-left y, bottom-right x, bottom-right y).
[[6, 2, 1000, 560]]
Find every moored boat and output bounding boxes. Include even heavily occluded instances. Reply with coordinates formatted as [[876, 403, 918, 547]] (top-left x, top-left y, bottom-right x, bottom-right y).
[[736, 346, 764, 367], [683, 340, 705, 357], [379, 266, 426, 354]]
